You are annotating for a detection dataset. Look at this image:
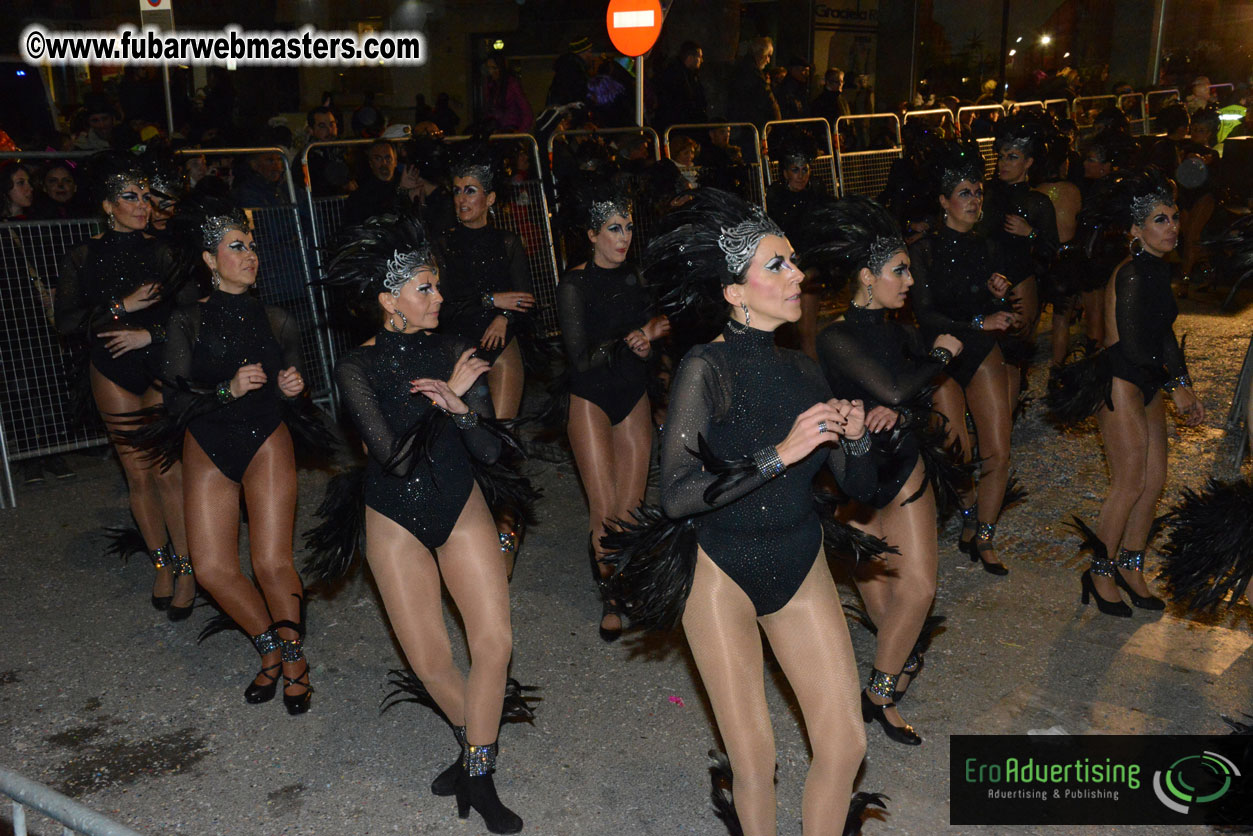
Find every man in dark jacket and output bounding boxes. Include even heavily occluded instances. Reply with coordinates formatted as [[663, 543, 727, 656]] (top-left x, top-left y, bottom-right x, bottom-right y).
[[344, 140, 407, 223], [775, 56, 811, 120], [547, 37, 596, 108], [727, 37, 780, 128], [810, 68, 850, 127], [654, 41, 708, 131]]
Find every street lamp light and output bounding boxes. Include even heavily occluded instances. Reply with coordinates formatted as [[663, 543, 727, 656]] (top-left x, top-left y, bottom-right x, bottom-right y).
[[1040, 34, 1052, 45]]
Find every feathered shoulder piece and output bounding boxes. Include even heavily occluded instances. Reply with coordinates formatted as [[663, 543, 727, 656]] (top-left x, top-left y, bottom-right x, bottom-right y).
[[320, 212, 437, 301], [796, 195, 905, 292], [645, 187, 783, 316], [169, 184, 250, 253], [1206, 213, 1253, 287]]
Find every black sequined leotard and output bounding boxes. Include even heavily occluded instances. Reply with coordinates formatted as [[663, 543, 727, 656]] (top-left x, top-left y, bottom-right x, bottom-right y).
[[336, 330, 501, 551], [910, 226, 1010, 387], [163, 290, 302, 482], [818, 307, 947, 509], [437, 224, 532, 362], [1105, 252, 1189, 403], [661, 324, 878, 616], [55, 230, 191, 395], [980, 180, 1059, 285], [557, 261, 651, 425]]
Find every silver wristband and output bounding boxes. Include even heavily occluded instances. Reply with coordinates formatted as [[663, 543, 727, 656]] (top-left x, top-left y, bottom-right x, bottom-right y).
[[841, 433, 871, 456], [929, 347, 954, 365], [452, 410, 480, 430], [752, 446, 786, 479]]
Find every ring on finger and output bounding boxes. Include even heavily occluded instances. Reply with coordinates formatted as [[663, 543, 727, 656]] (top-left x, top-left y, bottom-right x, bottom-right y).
[[818, 420, 828, 434]]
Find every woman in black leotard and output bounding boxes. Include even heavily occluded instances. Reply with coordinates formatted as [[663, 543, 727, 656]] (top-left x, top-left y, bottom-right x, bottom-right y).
[[557, 176, 669, 641], [1075, 170, 1204, 616], [55, 151, 195, 615], [163, 190, 312, 713], [802, 195, 963, 746], [636, 188, 877, 834], [439, 144, 536, 570], [910, 141, 1019, 575], [324, 214, 522, 833]]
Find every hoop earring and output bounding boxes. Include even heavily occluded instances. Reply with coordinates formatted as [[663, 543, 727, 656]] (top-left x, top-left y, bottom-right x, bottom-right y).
[[389, 310, 409, 332], [1130, 236, 1144, 256], [211, 269, 221, 290], [739, 302, 751, 327]]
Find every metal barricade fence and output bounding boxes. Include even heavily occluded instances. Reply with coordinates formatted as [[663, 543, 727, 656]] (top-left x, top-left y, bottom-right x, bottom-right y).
[[1145, 88, 1180, 134], [834, 113, 902, 198], [763, 117, 839, 199], [1210, 83, 1235, 103], [902, 108, 957, 136], [1044, 99, 1072, 120], [1119, 92, 1148, 135], [547, 126, 662, 270], [662, 122, 767, 209], [2, 765, 146, 836], [176, 146, 336, 417], [1009, 100, 1045, 114], [956, 104, 1005, 140], [1072, 95, 1117, 131]]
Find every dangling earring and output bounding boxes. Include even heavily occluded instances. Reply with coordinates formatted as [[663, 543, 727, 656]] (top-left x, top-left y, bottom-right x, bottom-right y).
[[389, 309, 409, 332], [211, 269, 221, 289], [1130, 236, 1144, 256], [866, 281, 876, 307], [740, 302, 751, 327], [107, 211, 117, 231]]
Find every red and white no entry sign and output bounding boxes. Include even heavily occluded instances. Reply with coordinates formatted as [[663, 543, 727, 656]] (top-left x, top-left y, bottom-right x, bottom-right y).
[[606, 0, 663, 57]]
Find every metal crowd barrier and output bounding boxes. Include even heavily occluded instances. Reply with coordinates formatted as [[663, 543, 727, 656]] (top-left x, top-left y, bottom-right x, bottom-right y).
[[1009, 100, 1045, 114], [902, 108, 957, 136], [1043, 98, 1072, 120], [1145, 88, 1180, 134], [547, 126, 662, 269], [834, 113, 902, 198], [662, 122, 767, 209], [1117, 92, 1148, 135], [1209, 82, 1235, 102], [1072, 94, 1118, 131], [176, 146, 336, 417], [956, 104, 1005, 139], [1, 765, 146, 836], [763, 117, 839, 198]]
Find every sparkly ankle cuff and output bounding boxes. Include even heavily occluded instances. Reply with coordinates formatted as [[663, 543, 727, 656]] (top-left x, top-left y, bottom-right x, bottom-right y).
[[976, 521, 996, 543], [280, 636, 304, 663], [463, 742, 498, 777], [171, 553, 193, 577], [1115, 548, 1145, 571], [149, 545, 170, 570], [252, 629, 280, 655], [1090, 557, 1116, 577], [867, 669, 898, 700]]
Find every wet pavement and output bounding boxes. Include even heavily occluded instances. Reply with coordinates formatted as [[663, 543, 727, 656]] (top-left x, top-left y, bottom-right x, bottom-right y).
[[2, 287, 1251, 836]]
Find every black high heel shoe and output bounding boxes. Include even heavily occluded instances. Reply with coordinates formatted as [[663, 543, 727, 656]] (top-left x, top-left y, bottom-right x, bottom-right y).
[[149, 544, 173, 610], [588, 534, 622, 642], [275, 606, 312, 715], [431, 726, 467, 797], [861, 690, 921, 746], [455, 743, 523, 834], [893, 654, 924, 703], [167, 553, 196, 622], [1114, 550, 1166, 610], [960, 521, 1009, 576], [245, 628, 281, 703], [1113, 571, 1164, 610], [1080, 569, 1132, 617]]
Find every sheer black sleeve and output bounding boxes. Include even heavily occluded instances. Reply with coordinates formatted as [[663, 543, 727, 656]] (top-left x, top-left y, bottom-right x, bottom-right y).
[[335, 350, 419, 476], [660, 350, 771, 518], [450, 340, 503, 465], [557, 273, 628, 373], [795, 354, 878, 504], [504, 233, 533, 296], [1113, 260, 1188, 380], [53, 243, 98, 338], [266, 305, 304, 374], [816, 326, 944, 408], [909, 238, 978, 337], [161, 305, 201, 418], [1026, 191, 1059, 269]]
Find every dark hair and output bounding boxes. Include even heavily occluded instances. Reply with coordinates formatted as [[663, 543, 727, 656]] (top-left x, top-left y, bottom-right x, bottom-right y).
[[678, 41, 702, 61], [934, 139, 985, 197], [449, 141, 498, 193], [1037, 133, 1071, 182], [1191, 107, 1220, 139], [1157, 104, 1190, 135], [1082, 129, 1135, 169], [0, 162, 31, 216], [306, 105, 335, 128]]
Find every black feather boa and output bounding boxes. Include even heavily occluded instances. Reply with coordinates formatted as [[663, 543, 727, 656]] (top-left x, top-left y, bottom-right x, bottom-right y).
[[380, 668, 539, 725], [1158, 478, 1253, 611], [1047, 351, 1113, 425]]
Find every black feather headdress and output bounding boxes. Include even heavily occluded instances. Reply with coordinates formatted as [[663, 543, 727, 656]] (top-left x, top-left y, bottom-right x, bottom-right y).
[[644, 187, 783, 317], [139, 145, 186, 203], [320, 213, 438, 302], [448, 140, 499, 193], [795, 195, 906, 294], [1106, 167, 1177, 231], [933, 139, 986, 198], [993, 112, 1047, 162], [562, 171, 632, 233], [85, 149, 148, 206], [169, 184, 251, 253]]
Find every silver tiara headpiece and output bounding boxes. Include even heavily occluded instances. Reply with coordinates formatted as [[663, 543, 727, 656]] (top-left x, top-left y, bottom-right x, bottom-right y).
[[590, 198, 632, 230], [1129, 189, 1175, 227], [103, 171, 149, 203], [867, 235, 907, 275], [717, 209, 783, 277], [200, 210, 251, 250], [995, 136, 1033, 154], [383, 247, 434, 295], [452, 163, 494, 192]]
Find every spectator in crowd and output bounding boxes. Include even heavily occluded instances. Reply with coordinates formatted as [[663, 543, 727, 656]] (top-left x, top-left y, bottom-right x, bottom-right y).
[[728, 36, 780, 128], [1040, 68, 1081, 102], [352, 92, 385, 138], [547, 37, 596, 108], [616, 133, 655, 175], [73, 93, 118, 151], [654, 41, 708, 131], [304, 105, 353, 197], [811, 68, 850, 127], [1186, 76, 1213, 114], [231, 150, 288, 208], [975, 79, 999, 105], [345, 140, 406, 223], [432, 93, 460, 135], [2, 162, 34, 220], [669, 134, 700, 186], [775, 57, 812, 120], [588, 56, 636, 127], [401, 135, 456, 234], [483, 57, 534, 133], [31, 161, 90, 220], [703, 122, 744, 167], [847, 73, 876, 115]]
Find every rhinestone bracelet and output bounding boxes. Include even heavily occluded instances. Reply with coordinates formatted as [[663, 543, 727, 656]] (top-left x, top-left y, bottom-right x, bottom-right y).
[[929, 347, 953, 365], [109, 298, 126, 319], [1164, 374, 1192, 392], [481, 292, 496, 310], [971, 314, 985, 330], [452, 409, 479, 430], [752, 446, 786, 479], [842, 433, 872, 456], [215, 381, 235, 404]]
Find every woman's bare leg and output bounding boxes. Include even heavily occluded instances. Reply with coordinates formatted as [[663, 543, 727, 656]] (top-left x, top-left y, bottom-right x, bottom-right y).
[[1111, 391, 1166, 598], [933, 375, 975, 541], [965, 348, 1012, 568], [487, 338, 524, 421], [567, 395, 623, 631], [608, 394, 653, 520], [1093, 380, 1151, 600]]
